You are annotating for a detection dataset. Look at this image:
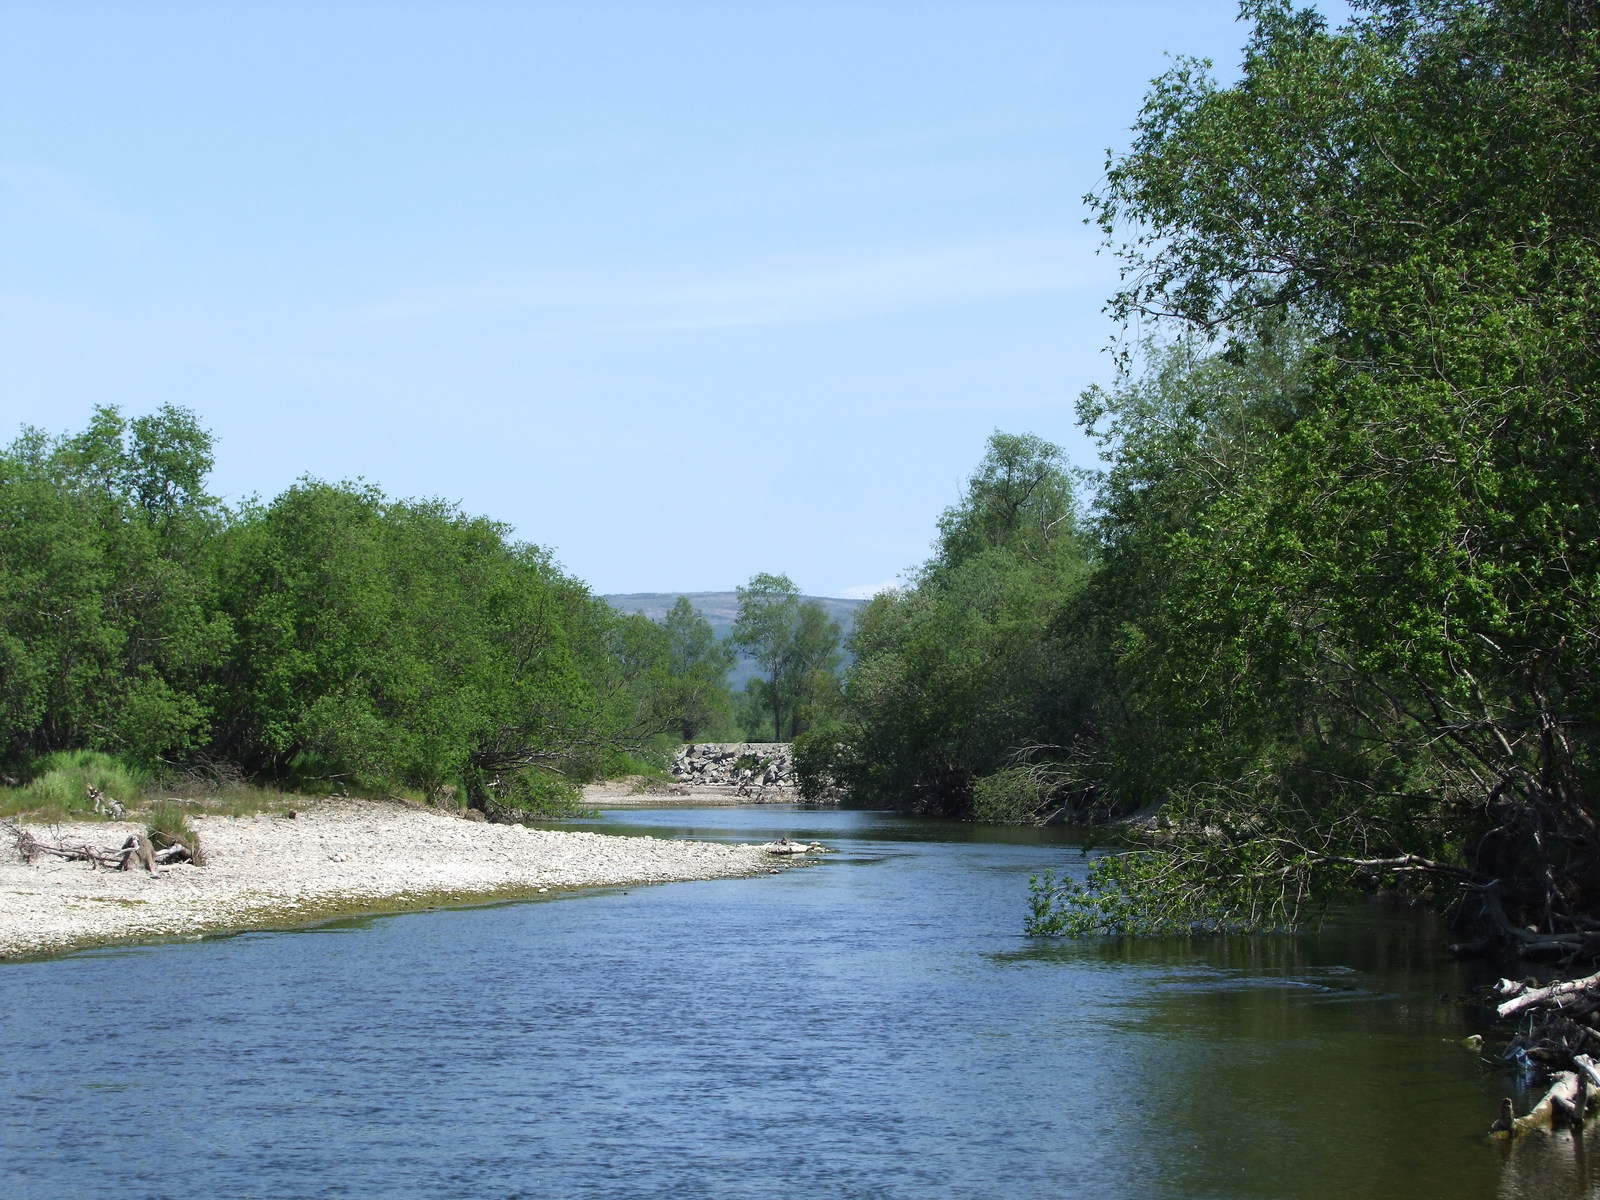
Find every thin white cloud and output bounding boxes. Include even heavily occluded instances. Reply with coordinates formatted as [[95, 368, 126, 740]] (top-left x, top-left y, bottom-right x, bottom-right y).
[[837, 579, 902, 600], [346, 233, 1108, 334]]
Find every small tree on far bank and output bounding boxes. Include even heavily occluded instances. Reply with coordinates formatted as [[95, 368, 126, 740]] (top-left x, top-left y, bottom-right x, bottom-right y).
[[732, 573, 842, 741], [661, 597, 735, 740]]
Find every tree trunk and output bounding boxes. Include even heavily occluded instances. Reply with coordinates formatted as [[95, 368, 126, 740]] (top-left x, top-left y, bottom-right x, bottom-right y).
[[770, 669, 782, 743], [117, 834, 156, 873], [462, 765, 493, 814]]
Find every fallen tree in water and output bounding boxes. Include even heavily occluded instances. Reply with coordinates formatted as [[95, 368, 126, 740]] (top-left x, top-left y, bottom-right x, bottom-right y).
[[1490, 1073, 1592, 1138], [1485, 975, 1600, 1136]]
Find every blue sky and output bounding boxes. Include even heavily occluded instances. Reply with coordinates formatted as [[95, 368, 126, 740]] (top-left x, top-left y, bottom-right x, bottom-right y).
[[2, 1, 1266, 597]]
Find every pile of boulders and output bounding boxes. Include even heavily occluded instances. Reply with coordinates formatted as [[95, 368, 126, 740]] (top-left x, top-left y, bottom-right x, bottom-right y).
[[670, 743, 794, 796]]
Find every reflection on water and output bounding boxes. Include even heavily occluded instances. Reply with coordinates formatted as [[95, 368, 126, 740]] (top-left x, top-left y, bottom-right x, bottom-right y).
[[1498, 1126, 1600, 1199], [0, 806, 1591, 1198]]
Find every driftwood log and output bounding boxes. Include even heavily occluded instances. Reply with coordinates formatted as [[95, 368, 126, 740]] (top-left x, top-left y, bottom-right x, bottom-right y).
[[118, 834, 156, 872], [85, 784, 125, 820], [1494, 1071, 1592, 1137], [1497, 972, 1600, 1021], [760, 838, 831, 856], [1487, 974, 1600, 1135], [5, 822, 197, 873]]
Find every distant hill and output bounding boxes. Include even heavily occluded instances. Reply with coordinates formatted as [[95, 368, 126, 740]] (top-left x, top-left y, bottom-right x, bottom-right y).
[[602, 591, 868, 690]]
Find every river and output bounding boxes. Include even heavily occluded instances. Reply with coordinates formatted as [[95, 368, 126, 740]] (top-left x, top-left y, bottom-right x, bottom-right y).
[[2, 805, 1593, 1198]]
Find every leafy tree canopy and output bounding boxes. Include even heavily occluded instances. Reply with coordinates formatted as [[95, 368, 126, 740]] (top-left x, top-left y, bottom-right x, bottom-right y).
[[1031, 0, 1600, 953], [0, 409, 727, 816], [732, 573, 842, 742]]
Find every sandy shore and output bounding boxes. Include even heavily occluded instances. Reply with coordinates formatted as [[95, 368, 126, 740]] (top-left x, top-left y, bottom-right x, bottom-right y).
[[578, 779, 793, 807], [0, 797, 776, 959]]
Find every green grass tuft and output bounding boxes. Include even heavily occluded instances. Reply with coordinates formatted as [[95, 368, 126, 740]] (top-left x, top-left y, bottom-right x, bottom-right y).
[[0, 750, 147, 820], [146, 801, 205, 865]]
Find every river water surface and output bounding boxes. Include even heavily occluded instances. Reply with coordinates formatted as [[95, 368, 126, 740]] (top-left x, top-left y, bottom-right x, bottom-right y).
[[3, 806, 1595, 1198]]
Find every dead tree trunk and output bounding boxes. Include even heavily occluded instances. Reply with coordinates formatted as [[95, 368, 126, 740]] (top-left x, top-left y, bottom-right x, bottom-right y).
[[117, 834, 156, 873], [1488, 976, 1600, 1135]]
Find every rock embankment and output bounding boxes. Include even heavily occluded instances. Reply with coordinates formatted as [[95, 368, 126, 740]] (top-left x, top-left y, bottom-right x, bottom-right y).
[[670, 743, 795, 796], [0, 798, 775, 959]]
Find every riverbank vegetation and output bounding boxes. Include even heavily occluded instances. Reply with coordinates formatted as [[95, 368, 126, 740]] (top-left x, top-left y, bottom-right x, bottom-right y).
[[0, 407, 737, 817], [731, 572, 843, 742], [793, 431, 1095, 820], [802, 0, 1600, 960]]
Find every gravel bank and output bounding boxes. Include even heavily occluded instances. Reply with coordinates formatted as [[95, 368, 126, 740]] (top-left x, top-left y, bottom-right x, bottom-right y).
[[0, 798, 774, 959], [579, 780, 773, 807]]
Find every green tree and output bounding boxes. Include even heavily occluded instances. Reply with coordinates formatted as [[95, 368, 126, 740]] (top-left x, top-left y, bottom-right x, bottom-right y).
[[813, 432, 1092, 818], [1033, 0, 1600, 949], [210, 480, 664, 811], [732, 573, 842, 741], [1, 407, 730, 813], [789, 600, 844, 735], [660, 597, 735, 740], [933, 432, 1079, 571], [0, 406, 228, 769]]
